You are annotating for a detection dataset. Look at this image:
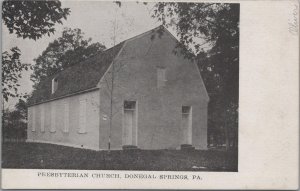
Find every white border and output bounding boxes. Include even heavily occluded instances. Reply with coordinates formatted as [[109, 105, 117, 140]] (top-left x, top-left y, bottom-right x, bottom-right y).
[[2, 0, 299, 190]]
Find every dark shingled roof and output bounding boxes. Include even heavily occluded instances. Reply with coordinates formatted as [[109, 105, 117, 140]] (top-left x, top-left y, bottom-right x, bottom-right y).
[[28, 42, 125, 106]]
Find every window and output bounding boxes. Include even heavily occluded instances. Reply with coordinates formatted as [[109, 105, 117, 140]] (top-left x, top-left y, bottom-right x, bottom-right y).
[[40, 106, 45, 132], [182, 106, 192, 144], [78, 99, 87, 133], [157, 67, 166, 88], [51, 78, 58, 94], [182, 106, 191, 114], [124, 101, 136, 110], [63, 102, 69, 133], [50, 103, 56, 132], [32, 107, 36, 132]]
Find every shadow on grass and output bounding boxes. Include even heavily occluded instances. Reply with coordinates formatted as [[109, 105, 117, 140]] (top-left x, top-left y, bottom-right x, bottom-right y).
[[2, 142, 238, 171]]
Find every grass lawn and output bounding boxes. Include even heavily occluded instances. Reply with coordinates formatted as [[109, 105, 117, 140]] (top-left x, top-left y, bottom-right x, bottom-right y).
[[2, 142, 238, 171]]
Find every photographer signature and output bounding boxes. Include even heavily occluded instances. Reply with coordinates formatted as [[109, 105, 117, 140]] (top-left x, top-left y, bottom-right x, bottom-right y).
[[289, 4, 299, 36]]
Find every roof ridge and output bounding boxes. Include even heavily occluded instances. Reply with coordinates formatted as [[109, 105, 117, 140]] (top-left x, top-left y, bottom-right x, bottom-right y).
[[49, 41, 126, 80], [57, 25, 163, 76], [28, 26, 167, 106], [34, 26, 167, 85], [118, 25, 162, 43], [38, 26, 165, 79]]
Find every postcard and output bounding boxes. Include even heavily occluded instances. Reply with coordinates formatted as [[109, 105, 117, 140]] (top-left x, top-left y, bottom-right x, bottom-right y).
[[1, 0, 299, 189]]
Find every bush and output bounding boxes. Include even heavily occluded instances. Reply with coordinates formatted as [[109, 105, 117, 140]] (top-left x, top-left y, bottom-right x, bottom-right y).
[[2, 119, 27, 142]]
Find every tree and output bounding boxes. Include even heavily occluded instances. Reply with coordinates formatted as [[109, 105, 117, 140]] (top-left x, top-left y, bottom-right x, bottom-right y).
[[2, 0, 71, 105], [2, 0, 70, 40], [2, 47, 31, 102], [2, 0, 71, 141], [2, 107, 27, 142], [31, 28, 106, 86], [151, 3, 239, 54], [15, 99, 28, 120], [91, 3, 136, 150], [2, 98, 29, 142], [151, 3, 239, 150]]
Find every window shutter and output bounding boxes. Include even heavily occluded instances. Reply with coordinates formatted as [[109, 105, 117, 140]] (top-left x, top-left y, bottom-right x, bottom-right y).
[[157, 67, 166, 88], [157, 69, 162, 88], [52, 78, 58, 94], [78, 99, 87, 133], [32, 107, 36, 132], [50, 103, 56, 132], [64, 102, 69, 133], [162, 68, 166, 81], [40, 106, 45, 132], [51, 79, 55, 94]]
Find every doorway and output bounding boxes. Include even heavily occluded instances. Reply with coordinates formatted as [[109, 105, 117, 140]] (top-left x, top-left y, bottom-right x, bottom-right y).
[[123, 101, 137, 146], [182, 106, 192, 144]]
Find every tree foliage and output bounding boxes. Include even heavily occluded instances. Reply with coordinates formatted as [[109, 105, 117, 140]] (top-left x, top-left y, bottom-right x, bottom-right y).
[[15, 98, 28, 120], [2, 47, 31, 102], [2, 107, 27, 142], [152, 3, 239, 54], [2, 0, 70, 40], [152, 3, 239, 148], [31, 28, 106, 86]]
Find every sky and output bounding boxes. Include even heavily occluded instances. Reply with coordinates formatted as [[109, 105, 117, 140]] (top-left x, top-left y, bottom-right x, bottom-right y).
[[2, 1, 163, 108]]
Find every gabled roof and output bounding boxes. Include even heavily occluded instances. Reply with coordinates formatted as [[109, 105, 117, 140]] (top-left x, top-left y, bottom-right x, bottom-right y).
[[27, 42, 125, 106], [27, 25, 208, 106]]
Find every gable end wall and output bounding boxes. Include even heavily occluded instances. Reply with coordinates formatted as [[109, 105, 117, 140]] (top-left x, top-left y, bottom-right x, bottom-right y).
[[98, 29, 208, 150]]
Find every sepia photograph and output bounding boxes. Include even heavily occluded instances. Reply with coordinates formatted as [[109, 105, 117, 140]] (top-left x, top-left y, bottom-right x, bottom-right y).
[[1, 1, 239, 172]]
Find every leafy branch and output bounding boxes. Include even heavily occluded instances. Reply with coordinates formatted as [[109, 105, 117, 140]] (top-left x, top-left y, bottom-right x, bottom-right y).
[[2, 0, 70, 40], [2, 47, 32, 102]]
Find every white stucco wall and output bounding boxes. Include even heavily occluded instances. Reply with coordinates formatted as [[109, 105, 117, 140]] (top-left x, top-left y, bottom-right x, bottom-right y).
[[98, 29, 209, 150], [27, 90, 100, 150], [27, 29, 209, 151]]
